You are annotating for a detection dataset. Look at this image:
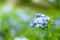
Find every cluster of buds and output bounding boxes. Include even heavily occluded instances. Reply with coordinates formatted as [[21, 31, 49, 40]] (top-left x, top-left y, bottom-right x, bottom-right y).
[[30, 14, 50, 28]]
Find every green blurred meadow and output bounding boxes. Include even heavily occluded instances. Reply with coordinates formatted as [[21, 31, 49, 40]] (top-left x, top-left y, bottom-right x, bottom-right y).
[[0, 0, 60, 40]]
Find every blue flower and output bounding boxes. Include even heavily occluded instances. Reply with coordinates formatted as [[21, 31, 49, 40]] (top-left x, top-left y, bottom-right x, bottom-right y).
[[30, 21, 36, 27], [30, 14, 50, 28], [36, 14, 41, 18], [40, 21, 47, 28]]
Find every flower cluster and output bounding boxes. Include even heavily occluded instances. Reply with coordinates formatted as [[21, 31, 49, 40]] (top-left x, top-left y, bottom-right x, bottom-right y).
[[30, 14, 50, 28]]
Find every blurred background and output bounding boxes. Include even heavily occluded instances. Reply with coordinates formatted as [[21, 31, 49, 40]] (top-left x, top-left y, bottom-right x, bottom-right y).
[[0, 0, 60, 40]]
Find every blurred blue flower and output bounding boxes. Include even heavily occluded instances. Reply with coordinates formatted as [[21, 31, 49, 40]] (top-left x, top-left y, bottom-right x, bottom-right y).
[[36, 14, 41, 18], [48, 0, 56, 3], [1, 5, 13, 13], [30, 21, 36, 27], [16, 9, 30, 22], [30, 14, 50, 28], [15, 36, 29, 40], [0, 36, 3, 40], [54, 20, 60, 26]]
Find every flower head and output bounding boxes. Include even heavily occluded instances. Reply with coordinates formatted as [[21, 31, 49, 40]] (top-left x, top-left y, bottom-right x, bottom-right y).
[[30, 14, 50, 28]]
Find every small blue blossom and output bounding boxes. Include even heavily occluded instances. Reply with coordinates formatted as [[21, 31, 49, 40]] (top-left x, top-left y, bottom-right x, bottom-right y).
[[30, 14, 50, 28], [30, 21, 36, 27], [36, 14, 41, 18]]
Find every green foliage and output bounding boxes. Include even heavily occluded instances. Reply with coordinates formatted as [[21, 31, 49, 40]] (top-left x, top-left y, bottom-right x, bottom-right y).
[[0, 0, 60, 40]]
